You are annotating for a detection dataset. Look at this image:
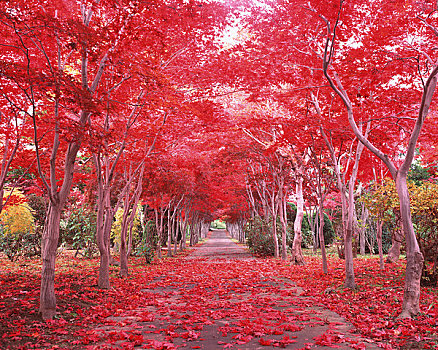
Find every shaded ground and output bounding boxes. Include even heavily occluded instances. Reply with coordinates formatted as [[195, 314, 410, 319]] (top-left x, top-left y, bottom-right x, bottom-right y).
[[94, 230, 379, 349]]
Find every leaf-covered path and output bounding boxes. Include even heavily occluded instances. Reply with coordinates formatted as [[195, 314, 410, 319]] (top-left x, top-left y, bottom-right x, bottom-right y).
[[94, 230, 378, 349]]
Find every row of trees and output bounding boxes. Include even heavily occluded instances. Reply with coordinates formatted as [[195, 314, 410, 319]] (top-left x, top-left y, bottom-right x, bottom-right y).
[[1, 0, 438, 321], [0, 0, 241, 319], [215, 0, 438, 319]]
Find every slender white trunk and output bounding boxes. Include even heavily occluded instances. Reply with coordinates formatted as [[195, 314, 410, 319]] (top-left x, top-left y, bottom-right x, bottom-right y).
[[318, 202, 328, 274], [291, 176, 305, 265]]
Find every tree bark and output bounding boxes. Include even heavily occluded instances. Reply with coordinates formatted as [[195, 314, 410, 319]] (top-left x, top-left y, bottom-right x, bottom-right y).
[[167, 208, 173, 257], [96, 189, 113, 289], [272, 214, 279, 258], [291, 176, 305, 265], [386, 211, 403, 263], [119, 165, 143, 277], [279, 193, 288, 261], [173, 213, 179, 255], [386, 237, 402, 263], [318, 205, 328, 274], [271, 194, 280, 259], [396, 173, 424, 318], [180, 206, 190, 250], [39, 135, 81, 320], [154, 208, 164, 259], [239, 220, 245, 243], [305, 205, 318, 252], [344, 223, 356, 288], [344, 174, 357, 289], [376, 219, 384, 270], [359, 204, 368, 255], [39, 201, 62, 320], [119, 240, 128, 276]]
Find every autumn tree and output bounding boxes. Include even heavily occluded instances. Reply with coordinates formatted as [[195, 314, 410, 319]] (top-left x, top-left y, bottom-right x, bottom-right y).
[[301, 0, 438, 317], [227, 0, 438, 318]]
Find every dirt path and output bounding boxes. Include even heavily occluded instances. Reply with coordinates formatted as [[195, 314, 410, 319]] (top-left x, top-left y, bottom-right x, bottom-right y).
[[95, 230, 379, 349]]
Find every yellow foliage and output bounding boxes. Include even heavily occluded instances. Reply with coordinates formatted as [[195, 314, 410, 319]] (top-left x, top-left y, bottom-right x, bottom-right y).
[[111, 205, 141, 245], [0, 191, 34, 236], [111, 208, 124, 243], [361, 179, 438, 223]]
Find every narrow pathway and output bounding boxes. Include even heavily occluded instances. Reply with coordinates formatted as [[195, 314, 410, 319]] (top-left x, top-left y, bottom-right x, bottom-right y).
[[186, 229, 253, 260], [95, 230, 379, 349]]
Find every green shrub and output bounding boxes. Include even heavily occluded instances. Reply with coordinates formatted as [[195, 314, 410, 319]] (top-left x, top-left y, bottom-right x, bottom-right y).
[[0, 227, 40, 261], [245, 217, 276, 256], [134, 220, 157, 263], [135, 242, 155, 263], [60, 205, 97, 258]]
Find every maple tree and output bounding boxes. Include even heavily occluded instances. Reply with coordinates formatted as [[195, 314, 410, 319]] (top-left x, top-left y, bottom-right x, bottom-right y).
[[2, 0, 438, 344], [0, 0, 234, 319], [220, 0, 438, 318], [308, 0, 438, 318], [307, 92, 369, 286]]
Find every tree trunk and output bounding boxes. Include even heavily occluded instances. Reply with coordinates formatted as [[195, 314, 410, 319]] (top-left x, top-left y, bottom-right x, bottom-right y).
[[279, 196, 288, 261], [173, 214, 178, 255], [98, 247, 110, 287], [120, 238, 128, 277], [39, 135, 81, 320], [119, 202, 129, 277], [154, 208, 163, 259], [180, 215, 188, 250], [314, 214, 319, 251], [271, 195, 280, 258], [377, 219, 384, 270], [396, 173, 424, 318], [344, 184, 356, 288], [344, 158, 358, 289], [190, 215, 199, 246], [318, 205, 328, 274], [344, 223, 356, 288], [359, 205, 368, 255], [114, 195, 138, 268], [386, 215, 403, 263], [239, 220, 245, 243], [39, 201, 62, 320], [127, 223, 134, 257], [272, 215, 279, 258], [97, 191, 113, 289], [291, 177, 305, 265], [167, 208, 173, 257], [305, 206, 318, 253], [189, 223, 194, 246]]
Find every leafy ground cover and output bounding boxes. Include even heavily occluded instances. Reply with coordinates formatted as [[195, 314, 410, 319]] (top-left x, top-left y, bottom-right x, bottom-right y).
[[278, 256, 438, 349], [0, 248, 437, 349]]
